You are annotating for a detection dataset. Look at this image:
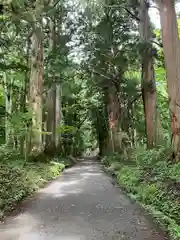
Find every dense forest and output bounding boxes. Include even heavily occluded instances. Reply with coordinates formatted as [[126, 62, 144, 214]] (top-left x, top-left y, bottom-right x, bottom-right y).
[[0, 0, 180, 239]]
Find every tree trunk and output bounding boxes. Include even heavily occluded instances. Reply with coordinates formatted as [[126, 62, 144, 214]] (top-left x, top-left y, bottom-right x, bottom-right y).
[[107, 86, 121, 152], [139, 0, 158, 148], [131, 103, 136, 147], [45, 84, 56, 154], [156, 0, 180, 158], [4, 73, 13, 146], [20, 39, 30, 155], [45, 16, 61, 155], [55, 83, 61, 147], [29, 27, 43, 154], [19, 82, 26, 154]]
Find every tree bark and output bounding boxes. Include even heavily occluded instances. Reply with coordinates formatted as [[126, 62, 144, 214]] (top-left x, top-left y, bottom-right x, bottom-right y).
[[4, 73, 13, 146], [19, 84, 26, 154], [107, 86, 121, 152], [20, 39, 30, 155], [29, 27, 43, 154], [156, 0, 180, 158], [139, 0, 158, 148], [45, 16, 61, 155], [55, 83, 61, 147], [45, 84, 56, 154]]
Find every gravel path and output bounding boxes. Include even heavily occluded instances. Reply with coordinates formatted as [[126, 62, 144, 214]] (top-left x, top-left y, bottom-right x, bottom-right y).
[[0, 160, 167, 240]]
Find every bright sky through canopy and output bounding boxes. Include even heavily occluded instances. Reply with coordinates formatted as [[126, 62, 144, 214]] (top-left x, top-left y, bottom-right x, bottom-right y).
[[149, 7, 160, 28], [149, 2, 180, 29]]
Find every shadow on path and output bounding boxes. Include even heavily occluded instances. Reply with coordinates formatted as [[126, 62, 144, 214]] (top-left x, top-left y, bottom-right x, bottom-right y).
[[0, 160, 168, 240]]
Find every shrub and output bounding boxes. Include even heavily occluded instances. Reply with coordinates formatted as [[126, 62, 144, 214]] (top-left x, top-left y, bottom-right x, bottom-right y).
[[0, 159, 65, 219]]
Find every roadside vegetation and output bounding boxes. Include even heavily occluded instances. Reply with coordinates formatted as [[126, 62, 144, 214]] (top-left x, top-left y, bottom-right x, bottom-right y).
[[102, 148, 180, 239], [0, 147, 74, 219]]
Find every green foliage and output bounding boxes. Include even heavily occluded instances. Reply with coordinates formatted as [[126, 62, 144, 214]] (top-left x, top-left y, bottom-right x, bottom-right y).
[[0, 154, 66, 219], [102, 147, 180, 239], [0, 2, 179, 239], [0, 145, 21, 162]]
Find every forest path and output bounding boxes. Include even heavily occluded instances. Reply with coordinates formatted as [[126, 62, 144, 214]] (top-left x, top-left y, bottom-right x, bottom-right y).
[[0, 159, 167, 240]]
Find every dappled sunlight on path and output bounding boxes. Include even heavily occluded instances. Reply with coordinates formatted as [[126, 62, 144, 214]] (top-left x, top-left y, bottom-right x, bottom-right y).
[[0, 159, 168, 240]]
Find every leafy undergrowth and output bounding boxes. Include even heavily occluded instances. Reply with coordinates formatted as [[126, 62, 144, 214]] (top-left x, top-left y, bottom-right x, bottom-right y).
[[102, 147, 180, 240], [0, 149, 72, 220]]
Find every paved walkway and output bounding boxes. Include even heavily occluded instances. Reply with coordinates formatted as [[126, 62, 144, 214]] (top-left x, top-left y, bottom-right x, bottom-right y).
[[0, 160, 167, 240]]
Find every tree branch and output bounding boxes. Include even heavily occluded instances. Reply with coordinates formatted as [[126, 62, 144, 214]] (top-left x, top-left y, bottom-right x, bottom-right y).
[[91, 70, 111, 81], [151, 40, 163, 48], [124, 8, 140, 21]]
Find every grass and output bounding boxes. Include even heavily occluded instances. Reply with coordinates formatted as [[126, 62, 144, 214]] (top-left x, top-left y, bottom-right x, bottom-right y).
[[0, 148, 73, 220], [102, 147, 180, 240]]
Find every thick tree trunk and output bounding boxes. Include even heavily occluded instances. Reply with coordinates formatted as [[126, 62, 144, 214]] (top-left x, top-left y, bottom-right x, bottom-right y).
[[29, 27, 43, 154], [45, 84, 56, 154], [139, 0, 158, 148], [107, 86, 121, 152], [156, 0, 180, 158], [20, 39, 30, 156], [45, 17, 62, 155]]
